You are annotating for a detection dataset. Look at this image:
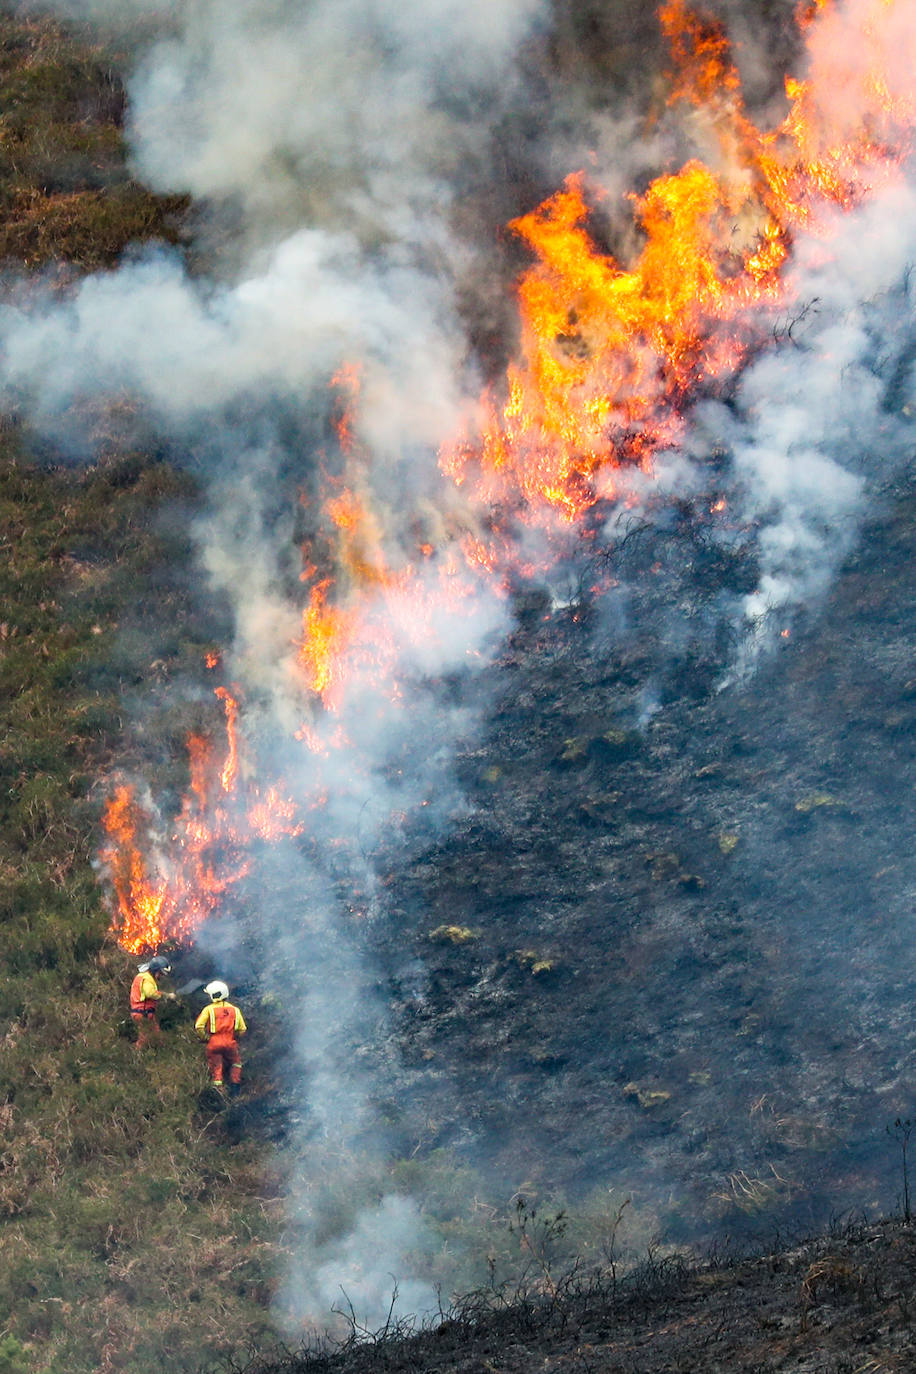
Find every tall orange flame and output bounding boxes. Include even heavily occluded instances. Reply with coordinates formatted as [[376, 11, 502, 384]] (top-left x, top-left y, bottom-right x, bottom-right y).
[[104, 0, 916, 954], [441, 0, 913, 522], [100, 787, 172, 955], [214, 686, 240, 793]]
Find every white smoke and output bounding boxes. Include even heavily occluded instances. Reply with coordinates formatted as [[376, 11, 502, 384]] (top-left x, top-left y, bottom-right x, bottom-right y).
[[587, 2, 916, 676], [285, 1195, 439, 1335], [2, 0, 546, 1335], [39, 0, 545, 251], [0, 232, 467, 454], [719, 0, 916, 657], [701, 178, 916, 676], [6, 0, 916, 1339]]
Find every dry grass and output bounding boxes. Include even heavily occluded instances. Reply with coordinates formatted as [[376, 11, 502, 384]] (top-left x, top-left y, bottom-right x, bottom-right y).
[[0, 434, 280, 1370], [0, 11, 188, 271]]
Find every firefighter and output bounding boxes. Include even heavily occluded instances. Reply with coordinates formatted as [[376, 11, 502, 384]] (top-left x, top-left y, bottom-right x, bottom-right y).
[[194, 980, 247, 1093], [129, 955, 173, 1048]]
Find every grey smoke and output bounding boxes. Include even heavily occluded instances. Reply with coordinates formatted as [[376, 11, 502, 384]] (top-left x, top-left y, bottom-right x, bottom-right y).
[[14, 0, 544, 1333], [0, 235, 468, 455], [6, 0, 916, 1337], [707, 178, 916, 674]]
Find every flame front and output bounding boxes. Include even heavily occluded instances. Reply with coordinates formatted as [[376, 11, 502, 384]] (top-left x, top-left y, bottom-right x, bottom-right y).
[[102, 0, 916, 954], [441, 0, 913, 521], [100, 787, 172, 955]]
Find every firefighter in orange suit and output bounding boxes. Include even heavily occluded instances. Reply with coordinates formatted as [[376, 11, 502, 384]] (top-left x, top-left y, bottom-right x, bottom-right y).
[[194, 981, 247, 1091], [129, 955, 173, 1048]]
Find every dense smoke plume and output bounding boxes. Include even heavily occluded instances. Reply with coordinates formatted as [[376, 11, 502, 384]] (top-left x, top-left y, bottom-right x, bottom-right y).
[[6, 0, 916, 1336], [681, 181, 916, 678]]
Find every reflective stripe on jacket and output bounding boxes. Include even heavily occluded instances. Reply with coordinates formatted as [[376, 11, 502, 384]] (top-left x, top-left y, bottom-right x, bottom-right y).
[[194, 1002, 247, 1041], [130, 971, 160, 1012]]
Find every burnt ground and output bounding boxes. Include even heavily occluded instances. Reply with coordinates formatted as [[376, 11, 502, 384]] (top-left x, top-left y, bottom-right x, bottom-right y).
[[354, 467, 916, 1250], [234, 1216, 916, 1373], [200, 463, 916, 1369]]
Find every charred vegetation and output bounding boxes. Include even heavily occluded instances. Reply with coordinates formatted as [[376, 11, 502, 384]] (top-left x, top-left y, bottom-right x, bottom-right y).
[[2, 1, 916, 1372], [228, 1218, 916, 1374]]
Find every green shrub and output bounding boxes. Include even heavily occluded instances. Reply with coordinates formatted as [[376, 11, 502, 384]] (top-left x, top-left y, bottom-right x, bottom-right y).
[[0, 1332, 31, 1374]]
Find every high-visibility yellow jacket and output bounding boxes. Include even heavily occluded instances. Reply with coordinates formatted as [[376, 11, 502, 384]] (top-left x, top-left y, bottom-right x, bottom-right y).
[[130, 970, 161, 1011], [194, 1002, 247, 1043]]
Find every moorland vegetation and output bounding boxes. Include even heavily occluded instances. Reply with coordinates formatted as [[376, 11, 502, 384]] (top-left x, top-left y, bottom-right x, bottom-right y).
[[0, 14, 283, 1372]]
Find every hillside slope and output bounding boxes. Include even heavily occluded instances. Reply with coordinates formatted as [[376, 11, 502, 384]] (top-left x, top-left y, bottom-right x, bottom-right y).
[[3, 4, 916, 1373], [377, 474, 916, 1239], [0, 14, 284, 1372], [226, 465, 916, 1363]]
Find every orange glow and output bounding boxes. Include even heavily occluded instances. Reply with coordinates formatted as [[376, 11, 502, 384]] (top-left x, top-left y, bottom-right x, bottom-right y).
[[326, 488, 363, 533], [300, 578, 359, 706], [659, 0, 741, 106], [105, 0, 916, 955], [214, 686, 240, 794], [440, 0, 913, 522], [100, 787, 172, 955], [331, 361, 362, 455], [298, 354, 503, 712], [103, 688, 302, 953], [298, 552, 489, 713], [296, 720, 350, 755], [247, 787, 305, 842]]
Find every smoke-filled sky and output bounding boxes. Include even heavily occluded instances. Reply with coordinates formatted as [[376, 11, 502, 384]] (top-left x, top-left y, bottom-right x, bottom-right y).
[[7, 0, 916, 1334]]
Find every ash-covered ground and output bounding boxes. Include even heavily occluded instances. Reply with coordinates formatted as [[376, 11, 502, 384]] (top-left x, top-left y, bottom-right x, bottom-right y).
[[212, 469, 916, 1371], [326, 466, 916, 1253], [178, 458, 916, 1306]]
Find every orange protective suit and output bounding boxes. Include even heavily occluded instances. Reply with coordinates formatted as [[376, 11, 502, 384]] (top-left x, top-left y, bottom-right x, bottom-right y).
[[194, 1000, 247, 1086], [129, 969, 163, 1048]]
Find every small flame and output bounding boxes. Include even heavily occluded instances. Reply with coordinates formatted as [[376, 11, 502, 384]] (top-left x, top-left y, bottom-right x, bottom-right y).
[[331, 361, 362, 456], [214, 685, 240, 794], [103, 689, 302, 952], [297, 368, 505, 714], [300, 578, 358, 707]]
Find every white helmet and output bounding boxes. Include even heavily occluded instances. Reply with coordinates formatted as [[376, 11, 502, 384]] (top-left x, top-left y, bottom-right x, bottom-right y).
[[205, 980, 229, 1002]]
